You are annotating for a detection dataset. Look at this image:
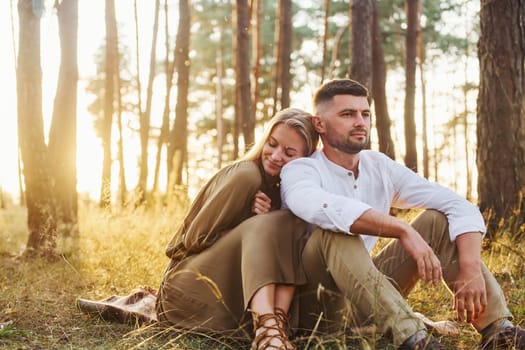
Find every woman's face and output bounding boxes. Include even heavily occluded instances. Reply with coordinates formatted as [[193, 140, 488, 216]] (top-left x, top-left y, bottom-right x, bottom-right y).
[[261, 123, 307, 177]]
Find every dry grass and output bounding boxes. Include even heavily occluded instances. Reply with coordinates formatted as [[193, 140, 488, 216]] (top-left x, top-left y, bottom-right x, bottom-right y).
[[1, 203, 524, 349]]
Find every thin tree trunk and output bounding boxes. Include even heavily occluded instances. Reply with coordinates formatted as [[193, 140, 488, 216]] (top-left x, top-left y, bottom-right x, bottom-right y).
[[270, 3, 282, 119], [251, 0, 261, 123], [462, 5, 472, 201], [10, 0, 25, 206], [100, 0, 118, 208], [112, 4, 126, 207], [235, 0, 253, 151], [329, 26, 348, 79], [152, 0, 173, 194], [232, 2, 240, 158], [135, 0, 160, 203], [48, 0, 78, 236], [321, 0, 330, 83], [17, 0, 57, 258], [216, 26, 224, 169], [350, 0, 373, 90], [371, 0, 395, 159], [278, 0, 292, 109], [403, 0, 419, 171], [116, 57, 127, 206], [167, 0, 191, 190], [416, 0, 428, 179]]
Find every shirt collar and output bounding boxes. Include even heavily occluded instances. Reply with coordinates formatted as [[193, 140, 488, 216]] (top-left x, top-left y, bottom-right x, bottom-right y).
[[317, 149, 361, 177]]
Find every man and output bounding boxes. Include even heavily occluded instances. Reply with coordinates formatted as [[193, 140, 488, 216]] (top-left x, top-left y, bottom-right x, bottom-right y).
[[281, 79, 525, 349]]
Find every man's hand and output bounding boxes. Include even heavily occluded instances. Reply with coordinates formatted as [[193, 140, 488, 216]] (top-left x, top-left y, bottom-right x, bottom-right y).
[[350, 209, 443, 285], [399, 227, 443, 285], [453, 232, 487, 323], [252, 190, 272, 215], [453, 264, 487, 323]]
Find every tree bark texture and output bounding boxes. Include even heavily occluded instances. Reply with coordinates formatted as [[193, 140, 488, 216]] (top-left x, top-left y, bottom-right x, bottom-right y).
[[350, 0, 373, 90], [477, 0, 525, 221], [17, 0, 57, 257]]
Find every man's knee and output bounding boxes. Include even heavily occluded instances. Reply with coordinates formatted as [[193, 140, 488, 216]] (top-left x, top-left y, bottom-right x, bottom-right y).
[[412, 210, 448, 233], [415, 209, 446, 223]]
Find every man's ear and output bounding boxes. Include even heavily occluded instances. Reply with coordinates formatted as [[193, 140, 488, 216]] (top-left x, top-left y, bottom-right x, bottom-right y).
[[313, 115, 325, 133]]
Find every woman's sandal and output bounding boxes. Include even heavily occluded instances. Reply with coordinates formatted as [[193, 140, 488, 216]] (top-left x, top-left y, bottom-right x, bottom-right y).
[[274, 308, 295, 350], [274, 307, 292, 338], [251, 311, 296, 350]]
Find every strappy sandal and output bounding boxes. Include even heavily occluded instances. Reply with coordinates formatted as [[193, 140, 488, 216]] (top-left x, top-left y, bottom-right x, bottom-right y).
[[274, 307, 295, 350], [274, 307, 292, 337], [251, 312, 296, 350]]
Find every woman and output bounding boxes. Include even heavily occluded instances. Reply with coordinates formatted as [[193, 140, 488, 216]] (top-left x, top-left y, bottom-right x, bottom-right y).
[[156, 108, 319, 350]]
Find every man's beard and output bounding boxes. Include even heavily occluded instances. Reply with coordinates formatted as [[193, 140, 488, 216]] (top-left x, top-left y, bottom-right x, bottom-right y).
[[325, 128, 369, 154]]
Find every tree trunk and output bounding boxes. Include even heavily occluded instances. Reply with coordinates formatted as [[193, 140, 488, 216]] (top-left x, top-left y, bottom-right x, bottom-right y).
[[278, 0, 292, 109], [270, 2, 282, 119], [371, 0, 395, 159], [100, 0, 117, 208], [167, 0, 191, 190], [135, 0, 160, 203], [349, 0, 373, 90], [17, 0, 57, 258], [251, 0, 261, 123], [116, 60, 127, 206], [152, 0, 173, 194], [48, 0, 78, 236], [416, 0, 428, 178], [462, 5, 472, 201], [216, 25, 224, 169], [477, 0, 525, 224], [403, 0, 419, 171], [235, 0, 253, 151], [329, 26, 349, 80], [321, 0, 330, 83]]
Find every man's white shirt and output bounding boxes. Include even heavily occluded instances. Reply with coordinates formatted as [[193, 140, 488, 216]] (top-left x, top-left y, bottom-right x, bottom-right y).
[[280, 149, 486, 253]]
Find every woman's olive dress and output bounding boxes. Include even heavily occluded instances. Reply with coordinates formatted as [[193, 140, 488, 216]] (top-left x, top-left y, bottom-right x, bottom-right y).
[[156, 160, 308, 336]]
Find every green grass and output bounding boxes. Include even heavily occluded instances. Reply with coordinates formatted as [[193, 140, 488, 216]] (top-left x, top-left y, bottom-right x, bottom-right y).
[[1, 203, 524, 349]]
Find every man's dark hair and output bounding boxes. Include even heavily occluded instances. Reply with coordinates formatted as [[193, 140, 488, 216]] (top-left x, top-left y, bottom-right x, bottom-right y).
[[313, 79, 370, 110]]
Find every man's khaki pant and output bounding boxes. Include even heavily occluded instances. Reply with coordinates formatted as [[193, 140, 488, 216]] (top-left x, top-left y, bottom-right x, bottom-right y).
[[297, 210, 511, 347]]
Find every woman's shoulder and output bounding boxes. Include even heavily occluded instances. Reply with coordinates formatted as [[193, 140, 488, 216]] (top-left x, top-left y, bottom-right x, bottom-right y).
[[217, 160, 263, 186]]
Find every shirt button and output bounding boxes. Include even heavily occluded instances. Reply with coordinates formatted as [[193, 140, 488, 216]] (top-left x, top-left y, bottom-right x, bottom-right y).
[[354, 184, 357, 189], [322, 203, 328, 208]]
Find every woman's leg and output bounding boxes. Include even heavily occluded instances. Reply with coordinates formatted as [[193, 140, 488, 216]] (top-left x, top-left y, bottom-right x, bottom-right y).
[[249, 284, 295, 349], [274, 285, 294, 313], [250, 284, 276, 314]]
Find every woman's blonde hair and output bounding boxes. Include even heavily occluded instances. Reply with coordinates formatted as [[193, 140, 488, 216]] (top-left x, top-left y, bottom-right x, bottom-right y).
[[240, 107, 319, 162]]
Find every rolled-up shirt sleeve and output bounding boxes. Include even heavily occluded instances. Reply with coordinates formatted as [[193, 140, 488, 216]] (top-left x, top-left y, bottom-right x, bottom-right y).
[[281, 157, 371, 234], [388, 157, 487, 240]]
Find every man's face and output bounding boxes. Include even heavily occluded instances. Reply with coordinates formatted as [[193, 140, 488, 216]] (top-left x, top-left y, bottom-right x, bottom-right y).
[[314, 94, 371, 154]]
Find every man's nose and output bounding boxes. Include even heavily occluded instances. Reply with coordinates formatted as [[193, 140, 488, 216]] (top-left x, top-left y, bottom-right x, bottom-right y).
[[354, 113, 366, 126]]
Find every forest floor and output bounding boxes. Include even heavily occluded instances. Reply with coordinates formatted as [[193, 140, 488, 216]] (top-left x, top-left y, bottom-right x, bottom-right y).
[[1, 203, 524, 349]]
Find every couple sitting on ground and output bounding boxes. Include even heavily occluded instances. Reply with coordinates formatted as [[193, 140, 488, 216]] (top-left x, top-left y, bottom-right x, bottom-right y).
[[80, 79, 525, 350]]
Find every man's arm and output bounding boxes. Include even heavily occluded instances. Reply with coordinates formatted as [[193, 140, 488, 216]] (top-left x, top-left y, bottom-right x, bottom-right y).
[[453, 232, 487, 323], [350, 209, 443, 285]]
